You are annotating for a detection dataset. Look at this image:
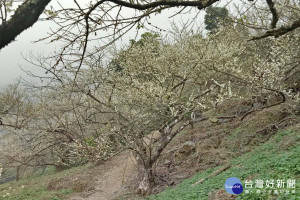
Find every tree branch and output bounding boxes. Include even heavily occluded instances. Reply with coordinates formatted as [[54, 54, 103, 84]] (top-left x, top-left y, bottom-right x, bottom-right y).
[[241, 90, 286, 121], [151, 116, 208, 165], [249, 18, 300, 41], [0, 0, 51, 50], [193, 163, 231, 185], [88, 0, 219, 15], [266, 0, 278, 29]]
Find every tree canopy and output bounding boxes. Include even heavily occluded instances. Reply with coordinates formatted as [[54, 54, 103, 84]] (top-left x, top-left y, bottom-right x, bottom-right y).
[[204, 6, 229, 33]]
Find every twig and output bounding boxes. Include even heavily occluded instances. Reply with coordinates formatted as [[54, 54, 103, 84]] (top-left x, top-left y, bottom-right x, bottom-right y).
[[241, 91, 286, 121], [193, 163, 231, 185]]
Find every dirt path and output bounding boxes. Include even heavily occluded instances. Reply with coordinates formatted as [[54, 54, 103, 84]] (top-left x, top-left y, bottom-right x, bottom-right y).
[[68, 150, 138, 200]]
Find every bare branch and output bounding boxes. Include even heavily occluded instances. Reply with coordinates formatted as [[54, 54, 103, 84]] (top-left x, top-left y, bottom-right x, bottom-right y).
[[249, 18, 300, 41], [88, 0, 218, 15], [266, 0, 278, 29]]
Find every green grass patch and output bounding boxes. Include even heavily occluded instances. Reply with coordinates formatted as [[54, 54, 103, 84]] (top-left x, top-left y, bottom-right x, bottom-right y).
[[226, 127, 241, 140], [275, 130, 294, 143], [177, 130, 188, 137], [0, 186, 73, 200], [147, 129, 300, 200], [0, 164, 90, 200]]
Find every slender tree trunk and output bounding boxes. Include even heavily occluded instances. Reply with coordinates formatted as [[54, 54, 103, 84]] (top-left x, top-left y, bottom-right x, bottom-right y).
[[137, 162, 155, 195], [16, 166, 20, 181]]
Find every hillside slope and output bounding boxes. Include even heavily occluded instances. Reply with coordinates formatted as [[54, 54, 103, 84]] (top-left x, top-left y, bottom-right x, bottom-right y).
[[0, 103, 299, 200], [147, 125, 300, 200]]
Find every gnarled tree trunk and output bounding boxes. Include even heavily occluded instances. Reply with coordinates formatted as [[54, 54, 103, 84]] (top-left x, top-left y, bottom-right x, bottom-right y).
[[137, 161, 155, 195]]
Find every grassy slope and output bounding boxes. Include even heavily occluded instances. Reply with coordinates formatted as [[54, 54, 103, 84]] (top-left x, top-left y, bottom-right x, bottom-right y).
[[147, 127, 300, 200], [0, 164, 91, 200]]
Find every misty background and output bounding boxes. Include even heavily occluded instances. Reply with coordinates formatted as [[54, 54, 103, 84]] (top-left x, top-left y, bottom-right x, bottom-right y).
[[0, 0, 210, 90]]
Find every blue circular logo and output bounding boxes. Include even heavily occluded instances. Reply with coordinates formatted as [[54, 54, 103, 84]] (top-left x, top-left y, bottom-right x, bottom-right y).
[[225, 177, 243, 194]]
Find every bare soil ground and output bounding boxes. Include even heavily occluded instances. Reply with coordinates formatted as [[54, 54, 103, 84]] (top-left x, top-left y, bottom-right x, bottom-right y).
[[47, 150, 139, 200]]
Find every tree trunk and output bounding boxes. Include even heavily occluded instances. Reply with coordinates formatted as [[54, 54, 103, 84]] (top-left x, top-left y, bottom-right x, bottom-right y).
[[137, 163, 155, 195], [132, 149, 155, 195], [16, 166, 20, 181]]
